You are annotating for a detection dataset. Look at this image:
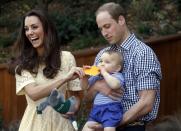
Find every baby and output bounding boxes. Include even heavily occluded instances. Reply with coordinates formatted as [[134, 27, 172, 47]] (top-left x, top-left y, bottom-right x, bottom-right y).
[[82, 50, 125, 131]]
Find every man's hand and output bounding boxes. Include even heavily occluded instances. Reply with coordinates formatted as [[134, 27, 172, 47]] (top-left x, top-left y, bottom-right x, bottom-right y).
[[119, 89, 156, 126]]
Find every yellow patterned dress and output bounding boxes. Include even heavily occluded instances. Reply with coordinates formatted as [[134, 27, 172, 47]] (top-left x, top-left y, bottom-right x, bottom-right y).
[[15, 51, 81, 131]]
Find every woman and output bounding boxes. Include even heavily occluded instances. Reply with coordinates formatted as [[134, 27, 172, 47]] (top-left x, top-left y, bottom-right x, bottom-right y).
[[10, 9, 84, 131]]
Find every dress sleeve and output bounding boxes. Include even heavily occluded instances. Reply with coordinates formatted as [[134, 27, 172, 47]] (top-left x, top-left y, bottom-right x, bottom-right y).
[[65, 52, 81, 91], [15, 70, 35, 95]]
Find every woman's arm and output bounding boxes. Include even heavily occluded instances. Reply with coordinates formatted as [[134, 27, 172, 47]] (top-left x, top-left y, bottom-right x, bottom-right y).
[[24, 67, 84, 101], [24, 76, 68, 101]]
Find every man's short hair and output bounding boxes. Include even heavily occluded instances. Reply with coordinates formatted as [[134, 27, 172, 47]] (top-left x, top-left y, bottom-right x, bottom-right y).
[[95, 2, 126, 21]]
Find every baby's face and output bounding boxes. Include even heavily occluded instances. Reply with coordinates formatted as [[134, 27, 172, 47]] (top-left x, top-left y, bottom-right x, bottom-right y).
[[97, 52, 121, 73]]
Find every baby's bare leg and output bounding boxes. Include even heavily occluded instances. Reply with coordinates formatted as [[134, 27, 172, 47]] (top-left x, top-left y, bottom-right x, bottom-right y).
[[104, 127, 115, 131], [82, 121, 101, 131]]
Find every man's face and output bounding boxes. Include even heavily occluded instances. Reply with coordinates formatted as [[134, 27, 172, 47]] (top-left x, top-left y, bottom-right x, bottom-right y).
[[96, 11, 123, 44]]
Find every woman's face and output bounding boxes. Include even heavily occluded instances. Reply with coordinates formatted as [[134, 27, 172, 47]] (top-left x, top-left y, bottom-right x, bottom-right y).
[[24, 15, 44, 50]]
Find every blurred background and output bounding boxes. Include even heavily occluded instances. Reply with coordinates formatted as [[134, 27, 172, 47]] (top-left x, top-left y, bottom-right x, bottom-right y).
[[0, 0, 181, 62], [0, 0, 181, 130]]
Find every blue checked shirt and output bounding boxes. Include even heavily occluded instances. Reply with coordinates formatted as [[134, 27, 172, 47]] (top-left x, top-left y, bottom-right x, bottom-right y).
[[94, 34, 162, 122]]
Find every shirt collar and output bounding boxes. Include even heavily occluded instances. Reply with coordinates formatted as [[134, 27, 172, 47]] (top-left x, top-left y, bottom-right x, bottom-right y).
[[111, 33, 136, 50]]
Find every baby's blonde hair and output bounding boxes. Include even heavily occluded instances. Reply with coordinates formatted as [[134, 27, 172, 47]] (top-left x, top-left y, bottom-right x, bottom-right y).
[[104, 50, 123, 68]]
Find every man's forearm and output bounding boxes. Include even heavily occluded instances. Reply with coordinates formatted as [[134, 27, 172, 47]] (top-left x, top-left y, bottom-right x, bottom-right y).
[[84, 87, 97, 102], [84, 80, 111, 101], [121, 99, 148, 125], [92, 79, 112, 95], [121, 90, 156, 125]]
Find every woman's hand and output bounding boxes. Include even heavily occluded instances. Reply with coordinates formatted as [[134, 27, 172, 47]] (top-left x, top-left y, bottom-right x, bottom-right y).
[[66, 67, 85, 81], [61, 112, 75, 119], [61, 102, 78, 119], [62, 91, 81, 119]]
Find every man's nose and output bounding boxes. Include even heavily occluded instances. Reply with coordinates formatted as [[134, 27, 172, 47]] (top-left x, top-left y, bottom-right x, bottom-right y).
[[102, 29, 108, 37]]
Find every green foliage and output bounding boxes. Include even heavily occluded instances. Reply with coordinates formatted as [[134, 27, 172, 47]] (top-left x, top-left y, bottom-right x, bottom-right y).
[[50, 12, 80, 44], [0, 35, 14, 48], [0, 0, 181, 64], [127, 0, 181, 40], [70, 35, 106, 51], [129, 0, 157, 21], [137, 22, 153, 38], [50, 9, 99, 46], [176, 0, 181, 11], [0, 35, 14, 63], [158, 21, 178, 35]]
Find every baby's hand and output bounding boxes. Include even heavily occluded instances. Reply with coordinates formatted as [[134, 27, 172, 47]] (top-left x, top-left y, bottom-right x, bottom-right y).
[[99, 66, 107, 74]]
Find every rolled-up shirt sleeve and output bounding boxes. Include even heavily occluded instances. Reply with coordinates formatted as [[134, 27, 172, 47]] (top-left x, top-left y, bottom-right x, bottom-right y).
[[135, 48, 162, 90]]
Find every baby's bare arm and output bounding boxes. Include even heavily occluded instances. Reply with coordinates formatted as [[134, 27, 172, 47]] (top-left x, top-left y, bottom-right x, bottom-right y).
[[102, 71, 121, 89]]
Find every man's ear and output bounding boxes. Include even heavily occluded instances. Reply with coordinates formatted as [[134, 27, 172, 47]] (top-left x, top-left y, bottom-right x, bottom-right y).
[[118, 15, 125, 25]]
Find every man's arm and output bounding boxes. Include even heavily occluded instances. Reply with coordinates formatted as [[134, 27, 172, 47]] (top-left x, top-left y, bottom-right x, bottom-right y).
[[120, 89, 156, 125], [84, 79, 110, 102], [84, 79, 123, 102]]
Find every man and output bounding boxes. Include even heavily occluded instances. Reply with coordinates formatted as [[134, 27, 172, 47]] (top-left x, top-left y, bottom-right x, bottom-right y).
[[85, 2, 162, 131]]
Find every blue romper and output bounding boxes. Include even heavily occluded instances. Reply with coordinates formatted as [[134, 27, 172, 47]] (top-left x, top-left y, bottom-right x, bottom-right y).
[[88, 72, 125, 127]]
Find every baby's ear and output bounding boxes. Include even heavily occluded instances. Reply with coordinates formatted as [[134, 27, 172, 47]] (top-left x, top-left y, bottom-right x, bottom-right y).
[[116, 65, 122, 72]]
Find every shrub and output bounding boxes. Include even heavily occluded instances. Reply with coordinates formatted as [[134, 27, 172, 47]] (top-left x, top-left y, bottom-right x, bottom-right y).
[[69, 35, 106, 51], [0, 0, 181, 63]]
